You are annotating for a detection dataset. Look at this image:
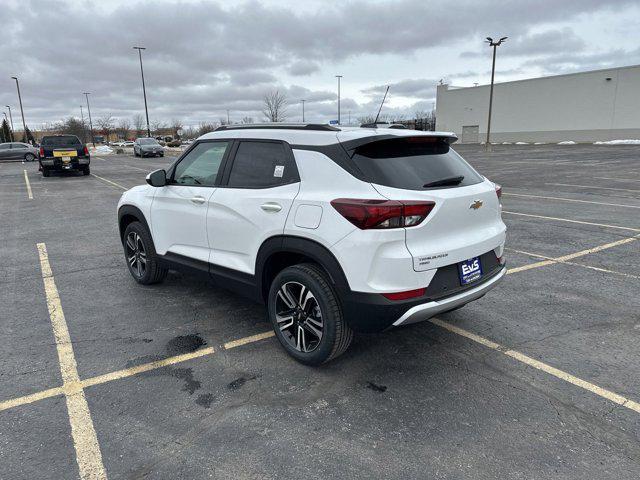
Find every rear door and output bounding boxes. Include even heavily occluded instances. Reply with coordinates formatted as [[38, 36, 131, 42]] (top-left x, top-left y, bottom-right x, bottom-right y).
[[0, 144, 11, 161], [10, 143, 29, 159], [349, 136, 505, 271], [150, 140, 230, 263], [207, 140, 300, 275]]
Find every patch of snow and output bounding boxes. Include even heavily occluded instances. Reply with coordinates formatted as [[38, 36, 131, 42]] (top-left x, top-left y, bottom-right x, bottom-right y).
[[90, 145, 114, 154], [557, 141, 577, 145], [534, 142, 546, 145], [515, 142, 529, 145], [593, 139, 640, 145], [501, 142, 512, 145]]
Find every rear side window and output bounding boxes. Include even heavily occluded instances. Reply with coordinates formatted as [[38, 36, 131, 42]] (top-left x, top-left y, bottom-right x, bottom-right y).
[[42, 136, 81, 147], [351, 137, 483, 191], [227, 141, 297, 188]]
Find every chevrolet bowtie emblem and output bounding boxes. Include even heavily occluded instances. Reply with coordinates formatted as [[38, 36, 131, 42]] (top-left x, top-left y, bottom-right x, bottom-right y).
[[470, 200, 483, 210]]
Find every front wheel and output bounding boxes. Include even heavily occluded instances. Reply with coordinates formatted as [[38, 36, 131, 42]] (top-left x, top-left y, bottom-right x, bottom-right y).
[[123, 221, 168, 285], [268, 263, 353, 365], [42, 167, 50, 177]]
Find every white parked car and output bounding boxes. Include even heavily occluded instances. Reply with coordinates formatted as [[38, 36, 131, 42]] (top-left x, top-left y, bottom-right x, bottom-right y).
[[117, 124, 506, 364]]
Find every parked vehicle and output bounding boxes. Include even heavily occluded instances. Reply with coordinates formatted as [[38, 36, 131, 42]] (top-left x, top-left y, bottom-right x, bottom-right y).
[[134, 138, 164, 157], [38, 135, 90, 177], [117, 124, 506, 364], [0, 142, 39, 162]]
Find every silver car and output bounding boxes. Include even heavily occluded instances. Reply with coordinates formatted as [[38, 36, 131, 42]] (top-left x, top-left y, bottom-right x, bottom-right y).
[[0, 142, 39, 162], [133, 138, 164, 157]]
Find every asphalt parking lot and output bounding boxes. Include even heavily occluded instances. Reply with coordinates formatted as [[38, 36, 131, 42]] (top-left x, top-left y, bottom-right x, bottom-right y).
[[1, 143, 639, 479]]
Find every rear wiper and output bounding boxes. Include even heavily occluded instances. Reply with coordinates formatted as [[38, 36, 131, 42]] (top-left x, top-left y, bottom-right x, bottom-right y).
[[423, 176, 464, 188]]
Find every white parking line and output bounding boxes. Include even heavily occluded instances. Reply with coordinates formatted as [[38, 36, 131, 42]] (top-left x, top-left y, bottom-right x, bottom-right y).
[[36, 243, 107, 480], [90, 173, 127, 191], [429, 318, 640, 414], [594, 177, 640, 183], [546, 182, 640, 194], [23, 169, 33, 199], [503, 192, 640, 209], [503, 211, 640, 233]]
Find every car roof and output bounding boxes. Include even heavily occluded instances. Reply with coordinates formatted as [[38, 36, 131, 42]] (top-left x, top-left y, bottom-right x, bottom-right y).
[[199, 124, 457, 146]]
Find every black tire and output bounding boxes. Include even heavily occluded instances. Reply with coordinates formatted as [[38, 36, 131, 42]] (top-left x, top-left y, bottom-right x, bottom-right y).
[[159, 152, 164, 157], [25, 153, 35, 162], [123, 221, 168, 285], [134, 150, 139, 157], [42, 167, 50, 177], [268, 263, 353, 365], [82, 166, 90, 175]]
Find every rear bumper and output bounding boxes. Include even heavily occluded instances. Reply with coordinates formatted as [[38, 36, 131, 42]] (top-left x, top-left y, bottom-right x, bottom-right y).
[[340, 252, 506, 333], [40, 157, 90, 168]]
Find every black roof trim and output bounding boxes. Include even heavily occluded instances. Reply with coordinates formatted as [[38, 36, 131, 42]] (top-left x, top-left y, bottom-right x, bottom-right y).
[[214, 123, 341, 132]]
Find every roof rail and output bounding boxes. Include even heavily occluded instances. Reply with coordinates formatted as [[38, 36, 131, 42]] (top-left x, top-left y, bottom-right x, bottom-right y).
[[214, 123, 341, 132]]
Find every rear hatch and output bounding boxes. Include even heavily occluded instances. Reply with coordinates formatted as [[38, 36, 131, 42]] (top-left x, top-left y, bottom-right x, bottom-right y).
[[343, 134, 505, 272]]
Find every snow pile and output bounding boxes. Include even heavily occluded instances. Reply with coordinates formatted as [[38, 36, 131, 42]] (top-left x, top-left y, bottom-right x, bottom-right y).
[[593, 139, 640, 145], [557, 141, 577, 145], [501, 142, 512, 145], [534, 142, 546, 145], [91, 145, 114, 154], [515, 142, 529, 145]]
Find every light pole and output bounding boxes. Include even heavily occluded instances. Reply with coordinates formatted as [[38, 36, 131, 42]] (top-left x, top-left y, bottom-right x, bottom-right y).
[[301, 99, 306, 122], [80, 105, 87, 143], [335, 75, 343, 124], [133, 46, 151, 137], [5, 105, 14, 141], [485, 36, 507, 150], [10, 77, 27, 142], [83, 92, 95, 147]]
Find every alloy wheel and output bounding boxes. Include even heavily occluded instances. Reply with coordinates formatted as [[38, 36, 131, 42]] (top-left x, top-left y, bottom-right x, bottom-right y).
[[275, 281, 323, 353], [125, 231, 147, 278]]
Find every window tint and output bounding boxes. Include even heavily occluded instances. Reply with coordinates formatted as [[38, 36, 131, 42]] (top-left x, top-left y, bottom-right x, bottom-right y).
[[351, 137, 483, 191], [173, 141, 228, 187], [0, 144, 9, 150], [41, 136, 81, 146], [12, 143, 28, 149], [227, 141, 294, 188]]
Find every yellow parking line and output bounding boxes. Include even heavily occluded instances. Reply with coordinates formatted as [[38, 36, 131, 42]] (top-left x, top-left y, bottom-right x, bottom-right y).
[[36, 243, 107, 480], [503, 211, 640, 232], [429, 318, 640, 414], [507, 259, 556, 274], [90, 173, 127, 191], [503, 192, 640, 209], [23, 169, 33, 199], [224, 331, 275, 349], [546, 182, 640, 194], [0, 386, 65, 412]]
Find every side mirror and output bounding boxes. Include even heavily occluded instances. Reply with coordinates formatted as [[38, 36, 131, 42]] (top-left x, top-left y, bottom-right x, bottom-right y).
[[146, 169, 167, 187]]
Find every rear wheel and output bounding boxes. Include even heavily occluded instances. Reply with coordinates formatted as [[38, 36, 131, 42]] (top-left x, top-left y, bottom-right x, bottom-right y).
[[123, 221, 168, 285], [25, 153, 35, 162], [42, 167, 50, 177], [82, 166, 90, 175], [268, 263, 353, 365]]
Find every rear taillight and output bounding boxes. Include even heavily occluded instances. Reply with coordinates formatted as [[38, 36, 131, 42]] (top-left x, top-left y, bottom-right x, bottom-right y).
[[39, 147, 44, 157], [83, 146, 89, 155], [331, 198, 435, 229], [382, 288, 426, 301], [494, 183, 502, 199]]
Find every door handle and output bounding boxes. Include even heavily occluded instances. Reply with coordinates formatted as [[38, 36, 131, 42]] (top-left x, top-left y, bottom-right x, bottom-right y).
[[261, 202, 282, 213], [190, 196, 206, 205]]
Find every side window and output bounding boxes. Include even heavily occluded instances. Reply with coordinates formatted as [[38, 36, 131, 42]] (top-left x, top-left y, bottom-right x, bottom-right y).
[[13, 143, 27, 149], [0, 144, 10, 150], [227, 141, 296, 188], [172, 141, 229, 187]]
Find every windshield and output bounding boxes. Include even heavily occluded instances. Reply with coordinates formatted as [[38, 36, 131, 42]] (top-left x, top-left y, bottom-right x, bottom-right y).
[[351, 137, 483, 191], [41, 136, 81, 147], [139, 138, 159, 145]]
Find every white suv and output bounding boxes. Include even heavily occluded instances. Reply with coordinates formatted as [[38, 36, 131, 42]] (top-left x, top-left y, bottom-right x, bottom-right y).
[[117, 124, 506, 365]]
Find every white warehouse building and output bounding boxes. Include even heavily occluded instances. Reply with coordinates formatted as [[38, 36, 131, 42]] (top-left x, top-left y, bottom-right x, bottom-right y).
[[435, 64, 640, 144]]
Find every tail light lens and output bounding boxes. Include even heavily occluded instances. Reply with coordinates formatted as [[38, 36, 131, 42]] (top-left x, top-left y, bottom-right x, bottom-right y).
[[494, 183, 502, 199], [331, 198, 435, 229], [83, 146, 89, 155], [39, 147, 44, 157]]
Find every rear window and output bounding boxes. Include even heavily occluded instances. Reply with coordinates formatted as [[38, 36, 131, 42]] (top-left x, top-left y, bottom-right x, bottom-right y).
[[351, 137, 483, 191], [42, 136, 81, 147]]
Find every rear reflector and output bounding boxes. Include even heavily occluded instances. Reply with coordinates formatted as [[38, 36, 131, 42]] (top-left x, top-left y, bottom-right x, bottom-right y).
[[382, 288, 426, 301], [494, 183, 502, 199], [39, 147, 44, 157], [331, 198, 435, 229], [83, 146, 89, 155]]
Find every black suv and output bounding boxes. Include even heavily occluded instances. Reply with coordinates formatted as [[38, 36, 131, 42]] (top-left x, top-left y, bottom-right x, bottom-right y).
[[39, 135, 91, 177]]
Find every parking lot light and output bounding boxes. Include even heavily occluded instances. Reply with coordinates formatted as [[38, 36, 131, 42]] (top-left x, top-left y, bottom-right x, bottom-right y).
[[335, 75, 343, 124], [10, 77, 27, 142], [484, 36, 507, 151], [83, 93, 96, 147], [301, 99, 306, 122], [133, 46, 151, 137]]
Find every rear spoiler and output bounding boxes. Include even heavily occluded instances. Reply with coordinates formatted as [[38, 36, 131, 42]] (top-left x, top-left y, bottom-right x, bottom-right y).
[[340, 134, 458, 154]]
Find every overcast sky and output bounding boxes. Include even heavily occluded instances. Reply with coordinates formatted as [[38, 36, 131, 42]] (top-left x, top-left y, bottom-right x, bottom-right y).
[[1, 0, 639, 129]]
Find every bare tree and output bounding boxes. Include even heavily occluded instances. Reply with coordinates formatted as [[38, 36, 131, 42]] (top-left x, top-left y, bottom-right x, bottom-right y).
[[116, 118, 131, 140], [197, 122, 216, 136], [357, 115, 376, 125], [132, 113, 145, 137], [150, 120, 166, 137], [262, 90, 287, 122], [170, 118, 183, 138], [241, 116, 254, 124], [96, 115, 115, 143]]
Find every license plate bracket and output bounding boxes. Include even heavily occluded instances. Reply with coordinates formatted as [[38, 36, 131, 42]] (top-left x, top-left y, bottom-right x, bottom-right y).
[[458, 257, 483, 285]]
